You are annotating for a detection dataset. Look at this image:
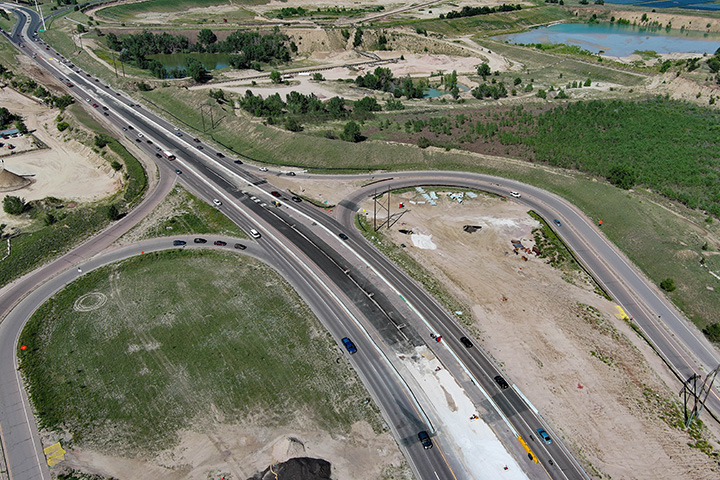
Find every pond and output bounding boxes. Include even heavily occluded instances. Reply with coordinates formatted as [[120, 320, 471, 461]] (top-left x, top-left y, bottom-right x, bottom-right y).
[[496, 22, 720, 57], [424, 84, 470, 98], [147, 52, 232, 71]]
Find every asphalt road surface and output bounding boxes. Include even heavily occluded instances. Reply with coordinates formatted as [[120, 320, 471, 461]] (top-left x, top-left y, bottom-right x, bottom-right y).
[[1, 5, 718, 480]]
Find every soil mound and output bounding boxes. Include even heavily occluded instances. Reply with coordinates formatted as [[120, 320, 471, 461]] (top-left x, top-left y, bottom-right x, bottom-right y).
[[0, 166, 31, 192], [248, 457, 331, 480]]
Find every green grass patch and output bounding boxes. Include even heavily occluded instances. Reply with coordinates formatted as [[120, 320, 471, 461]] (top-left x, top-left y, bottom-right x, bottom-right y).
[[355, 213, 470, 325], [0, 8, 16, 33], [128, 185, 246, 239], [96, 0, 267, 22], [404, 6, 572, 35], [19, 250, 380, 453], [0, 33, 21, 68]]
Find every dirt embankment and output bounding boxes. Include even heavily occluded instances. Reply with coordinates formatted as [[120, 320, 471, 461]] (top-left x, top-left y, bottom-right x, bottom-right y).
[[575, 8, 720, 33]]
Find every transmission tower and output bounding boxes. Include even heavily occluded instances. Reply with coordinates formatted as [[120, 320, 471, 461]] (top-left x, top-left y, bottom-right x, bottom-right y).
[[680, 364, 720, 428]]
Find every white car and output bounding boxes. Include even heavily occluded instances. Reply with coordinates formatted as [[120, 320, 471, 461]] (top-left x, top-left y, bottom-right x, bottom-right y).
[[249, 229, 261, 239], [259, 167, 268, 172], [212, 199, 222, 207], [510, 191, 521, 198]]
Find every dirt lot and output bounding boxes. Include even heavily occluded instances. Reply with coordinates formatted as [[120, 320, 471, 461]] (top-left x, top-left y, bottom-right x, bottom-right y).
[[60, 421, 405, 480], [345, 189, 720, 479], [0, 87, 120, 227]]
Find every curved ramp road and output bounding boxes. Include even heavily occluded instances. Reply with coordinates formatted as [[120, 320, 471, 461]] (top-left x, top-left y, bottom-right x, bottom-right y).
[[1, 4, 719, 480]]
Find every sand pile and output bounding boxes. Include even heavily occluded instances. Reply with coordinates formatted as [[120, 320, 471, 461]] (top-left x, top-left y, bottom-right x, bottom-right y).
[[0, 166, 31, 192]]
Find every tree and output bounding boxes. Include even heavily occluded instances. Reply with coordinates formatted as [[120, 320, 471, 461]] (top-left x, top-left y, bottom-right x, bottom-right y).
[[76, 24, 86, 33], [660, 278, 676, 292], [353, 28, 363, 48], [312, 73, 324, 81], [198, 28, 217, 45], [185, 58, 207, 83], [107, 204, 120, 221], [477, 63, 491, 80], [607, 164, 637, 190], [707, 56, 720, 73], [3, 196, 26, 215], [269, 70, 282, 84], [283, 117, 302, 132], [341, 121, 362, 142], [703, 323, 720, 343], [94, 135, 108, 148], [14, 120, 28, 134]]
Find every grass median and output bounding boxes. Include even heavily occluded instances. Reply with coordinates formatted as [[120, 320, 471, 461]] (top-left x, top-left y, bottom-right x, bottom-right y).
[[18, 249, 380, 453]]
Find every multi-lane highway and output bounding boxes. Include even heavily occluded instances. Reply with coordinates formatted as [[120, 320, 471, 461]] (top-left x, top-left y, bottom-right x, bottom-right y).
[[1, 3, 719, 480]]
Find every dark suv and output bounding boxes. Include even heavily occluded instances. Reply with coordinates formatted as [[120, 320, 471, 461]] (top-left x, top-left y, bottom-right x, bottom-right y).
[[418, 431, 433, 450], [494, 376, 509, 389], [194, 238, 207, 244], [460, 336, 474, 348]]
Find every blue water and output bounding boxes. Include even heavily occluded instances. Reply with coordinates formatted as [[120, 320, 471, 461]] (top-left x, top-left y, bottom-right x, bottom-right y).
[[424, 84, 470, 98], [147, 53, 231, 71], [497, 23, 720, 57]]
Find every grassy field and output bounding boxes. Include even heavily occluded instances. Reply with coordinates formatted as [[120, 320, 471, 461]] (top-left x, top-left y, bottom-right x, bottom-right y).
[[95, 0, 266, 23], [18, 250, 380, 453], [404, 6, 573, 35], [0, 34, 20, 68], [475, 38, 648, 87], [127, 185, 246, 240]]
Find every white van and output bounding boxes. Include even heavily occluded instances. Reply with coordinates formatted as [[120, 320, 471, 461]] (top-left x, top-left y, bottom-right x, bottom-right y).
[[249, 229, 261, 239]]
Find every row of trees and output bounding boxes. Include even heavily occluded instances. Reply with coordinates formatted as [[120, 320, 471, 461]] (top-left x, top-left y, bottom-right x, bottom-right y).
[[105, 28, 293, 79], [355, 67, 427, 99], [0, 63, 73, 109], [440, 4, 522, 19]]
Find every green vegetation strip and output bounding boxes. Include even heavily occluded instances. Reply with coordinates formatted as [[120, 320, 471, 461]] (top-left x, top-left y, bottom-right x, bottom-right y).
[[129, 185, 246, 239], [19, 250, 379, 453], [355, 213, 470, 325]]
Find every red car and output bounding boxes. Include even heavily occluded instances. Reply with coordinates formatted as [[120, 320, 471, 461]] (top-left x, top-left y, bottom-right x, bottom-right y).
[[270, 191, 281, 198], [233, 243, 247, 250], [92, 103, 98, 107], [66, 82, 73, 87], [214, 240, 227, 246]]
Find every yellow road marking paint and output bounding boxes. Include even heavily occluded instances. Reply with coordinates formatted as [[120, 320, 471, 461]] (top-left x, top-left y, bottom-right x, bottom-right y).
[[43, 442, 65, 466]]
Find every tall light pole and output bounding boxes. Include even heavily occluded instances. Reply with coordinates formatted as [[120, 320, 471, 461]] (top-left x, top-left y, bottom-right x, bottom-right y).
[[33, 0, 47, 32]]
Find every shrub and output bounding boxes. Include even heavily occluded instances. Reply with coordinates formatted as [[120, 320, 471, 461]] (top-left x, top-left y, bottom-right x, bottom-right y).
[[703, 323, 720, 343], [56, 121, 69, 132], [418, 137, 431, 149], [110, 160, 122, 171], [660, 278, 676, 292], [3, 195, 26, 215], [107, 204, 120, 221], [341, 121, 361, 142]]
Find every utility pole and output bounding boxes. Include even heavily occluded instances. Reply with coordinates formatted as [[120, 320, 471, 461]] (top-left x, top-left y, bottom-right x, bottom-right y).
[[200, 106, 206, 132], [33, 0, 47, 32], [373, 189, 377, 231], [386, 188, 390, 230], [111, 51, 118, 78]]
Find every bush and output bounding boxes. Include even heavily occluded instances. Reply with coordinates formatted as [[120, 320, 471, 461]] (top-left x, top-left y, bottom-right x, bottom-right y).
[[341, 121, 362, 143], [418, 137, 431, 149], [660, 278, 676, 292], [703, 323, 720, 343], [3, 195, 26, 215], [107, 204, 120, 221], [110, 160, 122, 171], [94, 135, 108, 148], [283, 117, 302, 132], [607, 164, 637, 189], [57, 121, 69, 132]]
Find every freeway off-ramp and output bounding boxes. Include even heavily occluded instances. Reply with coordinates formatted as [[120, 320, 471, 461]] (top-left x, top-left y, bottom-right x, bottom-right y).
[[1, 4, 720, 480]]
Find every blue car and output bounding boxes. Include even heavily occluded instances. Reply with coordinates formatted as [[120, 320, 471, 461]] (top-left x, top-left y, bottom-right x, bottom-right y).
[[537, 428, 552, 445], [341, 337, 357, 354], [553, 219, 562, 227], [173, 240, 186, 246]]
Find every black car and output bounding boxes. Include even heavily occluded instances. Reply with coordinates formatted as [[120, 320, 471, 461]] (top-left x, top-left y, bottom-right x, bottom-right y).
[[494, 376, 509, 390], [234, 243, 247, 250], [217, 152, 225, 158], [172, 240, 186, 246], [214, 240, 227, 246], [193, 238, 207, 244], [155, 153, 162, 158], [338, 233, 349, 240], [234, 159, 243, 164], [291, 196, 302, 203], [418, 431, 433, 450], [460, 336, 474, 348]]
